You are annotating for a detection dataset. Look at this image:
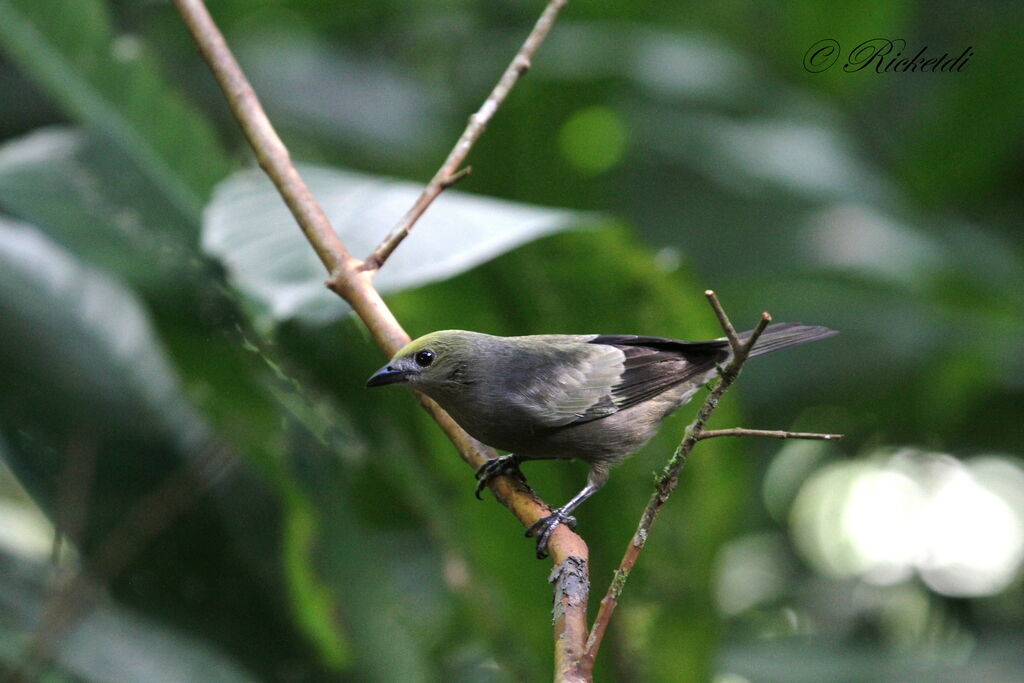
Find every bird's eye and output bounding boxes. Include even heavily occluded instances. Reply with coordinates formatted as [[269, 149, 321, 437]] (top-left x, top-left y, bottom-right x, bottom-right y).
[[414, 349, 435, 367]]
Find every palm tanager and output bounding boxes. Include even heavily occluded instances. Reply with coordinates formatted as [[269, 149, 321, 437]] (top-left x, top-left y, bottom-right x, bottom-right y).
[[366, 324, 835, 557]]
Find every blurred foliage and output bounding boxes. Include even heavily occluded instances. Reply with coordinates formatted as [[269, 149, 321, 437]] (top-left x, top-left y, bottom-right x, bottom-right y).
[[0, 0, 1022, 681]]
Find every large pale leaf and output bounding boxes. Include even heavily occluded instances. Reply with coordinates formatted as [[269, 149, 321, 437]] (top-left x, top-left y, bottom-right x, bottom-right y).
[[202, 165, 587, 324]]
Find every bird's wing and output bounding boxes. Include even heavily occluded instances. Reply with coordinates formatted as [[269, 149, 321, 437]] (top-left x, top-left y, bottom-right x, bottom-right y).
[[514, 336, 730, 428], [512, 341, 626, 428], [586, 335, 730, 417]]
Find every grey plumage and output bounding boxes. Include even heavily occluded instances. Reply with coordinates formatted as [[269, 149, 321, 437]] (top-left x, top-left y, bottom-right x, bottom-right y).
[[366, 323, 836, 557]]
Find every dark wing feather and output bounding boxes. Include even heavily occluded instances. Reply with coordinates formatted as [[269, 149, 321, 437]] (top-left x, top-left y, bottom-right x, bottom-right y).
[[560, 324, 834, 426], [570, 335, 730, 423]]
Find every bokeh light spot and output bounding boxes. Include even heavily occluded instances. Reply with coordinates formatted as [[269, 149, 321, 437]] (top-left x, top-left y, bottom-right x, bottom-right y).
[[789, 450, 1024, 597], [558, 105, 628, 175]]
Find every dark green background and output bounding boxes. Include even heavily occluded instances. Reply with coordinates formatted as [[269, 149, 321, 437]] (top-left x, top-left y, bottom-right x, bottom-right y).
[[0, 0, 1021, 680]]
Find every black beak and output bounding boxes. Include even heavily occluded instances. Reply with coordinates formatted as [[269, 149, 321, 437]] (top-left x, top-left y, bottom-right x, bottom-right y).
[[365, 364, 411, 388]]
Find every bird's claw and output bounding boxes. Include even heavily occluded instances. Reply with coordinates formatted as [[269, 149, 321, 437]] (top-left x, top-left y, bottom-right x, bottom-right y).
[[525, 509, 577, 559], [474, 454, 524, 499]]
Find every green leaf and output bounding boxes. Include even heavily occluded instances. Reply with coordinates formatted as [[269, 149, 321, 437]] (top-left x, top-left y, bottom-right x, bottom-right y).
[[0, 216, 209, 524], [0, 0, 231, 221], [0, 134, 413, 671], [0, 550, 254, 682], [0, 127, 199, 292], [202, 164, 590, 324], [0, 217, 330, 675]]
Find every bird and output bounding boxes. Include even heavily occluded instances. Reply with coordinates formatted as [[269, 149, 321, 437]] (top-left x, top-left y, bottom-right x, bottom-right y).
[[365, 324, 836, 558]]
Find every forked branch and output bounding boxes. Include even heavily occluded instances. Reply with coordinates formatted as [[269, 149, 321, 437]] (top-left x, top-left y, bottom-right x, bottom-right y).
[[360, 0, 569, 273], [170, 1, 586, 681]]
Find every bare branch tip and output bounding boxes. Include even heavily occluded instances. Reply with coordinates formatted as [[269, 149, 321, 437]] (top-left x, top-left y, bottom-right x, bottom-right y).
[[697, 428, 846, 442], [704, 290, 741, 351]]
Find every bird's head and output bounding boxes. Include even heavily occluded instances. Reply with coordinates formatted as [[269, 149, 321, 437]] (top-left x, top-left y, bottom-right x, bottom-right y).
[[365, 330, 480, 390]]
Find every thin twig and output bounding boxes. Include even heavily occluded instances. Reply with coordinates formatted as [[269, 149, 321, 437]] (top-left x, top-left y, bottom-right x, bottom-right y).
[[171, 2, 587, 681], [360, 0, 569, 272], [578, 295, 773, 677], [52, 433, 98, 558], [442, 166, 473, 188], [698, 428, 843, 441]]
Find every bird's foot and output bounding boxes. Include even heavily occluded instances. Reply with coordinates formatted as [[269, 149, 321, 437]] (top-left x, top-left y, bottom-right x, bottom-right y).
[[474, 454, 524, 499], [525, 508, 577, 559]]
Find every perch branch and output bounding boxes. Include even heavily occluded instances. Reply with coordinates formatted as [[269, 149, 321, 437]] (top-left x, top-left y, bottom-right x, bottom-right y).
[[578, 291, 840, 677], [171, 1, 587, 680], [360, 0, 569, 272]]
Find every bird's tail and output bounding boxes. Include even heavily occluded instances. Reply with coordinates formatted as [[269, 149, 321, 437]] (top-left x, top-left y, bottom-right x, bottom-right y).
[[740, 323, 837, 358]]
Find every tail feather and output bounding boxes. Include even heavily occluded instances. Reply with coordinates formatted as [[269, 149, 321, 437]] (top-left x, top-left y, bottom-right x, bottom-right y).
[[740, 323, 837, 359]]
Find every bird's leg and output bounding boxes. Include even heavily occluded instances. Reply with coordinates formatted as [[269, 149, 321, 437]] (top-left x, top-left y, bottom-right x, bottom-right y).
[[474, 453, 525, 499], [525, 484, 596, 559], [525, 465, 608, 559]]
